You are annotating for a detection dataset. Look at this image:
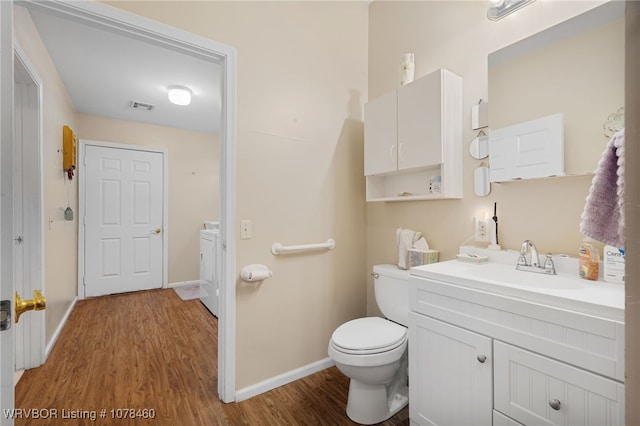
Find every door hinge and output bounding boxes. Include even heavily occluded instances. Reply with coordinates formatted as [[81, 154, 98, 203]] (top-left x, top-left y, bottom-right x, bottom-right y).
[[82, 276, 86, 286], [1, 299, 11, 331]]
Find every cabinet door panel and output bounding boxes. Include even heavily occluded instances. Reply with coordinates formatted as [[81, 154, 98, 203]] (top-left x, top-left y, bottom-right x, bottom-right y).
[[201, 237, 214, 283], [397, 72, 442, 171], [364, 91, 397, 175], [409, 313, 492, 426], [200, 232, 219, 316], [494, 341, 624, 426]]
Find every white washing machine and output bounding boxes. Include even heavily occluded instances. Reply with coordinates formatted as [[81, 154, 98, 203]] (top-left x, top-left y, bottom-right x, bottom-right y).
[[200, 224, 220, 317]]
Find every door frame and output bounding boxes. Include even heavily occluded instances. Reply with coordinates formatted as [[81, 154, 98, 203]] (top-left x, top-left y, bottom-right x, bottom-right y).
[[13, 42, 45, 370], [0, 0, 15, 421], [77, 140, 169, 298], [16, 0, 237, 403]]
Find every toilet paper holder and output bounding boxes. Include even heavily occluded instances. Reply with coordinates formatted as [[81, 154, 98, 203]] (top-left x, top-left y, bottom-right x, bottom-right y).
[[240, 264, 273, 282]]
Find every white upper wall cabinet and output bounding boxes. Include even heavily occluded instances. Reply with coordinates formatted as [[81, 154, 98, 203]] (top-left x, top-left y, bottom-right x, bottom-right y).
[[364, 68, 462, 202]]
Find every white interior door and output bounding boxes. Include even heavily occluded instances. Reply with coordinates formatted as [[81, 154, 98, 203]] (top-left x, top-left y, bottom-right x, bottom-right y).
[[13, 46, 45, 372], [83, 144, 165, 298]]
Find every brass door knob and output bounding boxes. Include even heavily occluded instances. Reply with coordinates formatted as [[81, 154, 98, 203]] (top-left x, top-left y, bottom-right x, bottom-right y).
[[152, 228, 161, 234], [15, 290, 46, 323]]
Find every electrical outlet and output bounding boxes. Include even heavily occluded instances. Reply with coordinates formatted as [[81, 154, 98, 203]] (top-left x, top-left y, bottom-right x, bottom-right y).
[[240, 220, 252, 239], [474, 218, 490, 242]]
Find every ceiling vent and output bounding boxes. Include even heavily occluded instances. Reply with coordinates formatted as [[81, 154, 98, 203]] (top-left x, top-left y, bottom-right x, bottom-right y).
[[130, 101, 155, 111]]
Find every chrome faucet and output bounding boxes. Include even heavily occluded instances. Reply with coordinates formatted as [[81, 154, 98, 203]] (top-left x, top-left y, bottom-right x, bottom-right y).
[[516, 240, 556, 275], [519, 240, 539, 267]]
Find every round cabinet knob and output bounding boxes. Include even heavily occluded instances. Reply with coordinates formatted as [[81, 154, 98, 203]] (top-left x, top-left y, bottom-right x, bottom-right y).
[[549, 399, 561, 411], [477, 355, 487, 363]]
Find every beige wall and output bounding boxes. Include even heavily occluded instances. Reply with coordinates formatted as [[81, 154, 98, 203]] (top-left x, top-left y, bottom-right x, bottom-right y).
[[76, 114, 219, 284], [366, 0, 610, 316], [14, 7, 78, 345], [106, 1, 369, 389]]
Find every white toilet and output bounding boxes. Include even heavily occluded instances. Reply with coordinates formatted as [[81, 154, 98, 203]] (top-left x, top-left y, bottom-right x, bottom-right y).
[[328, 264, 410, 425]]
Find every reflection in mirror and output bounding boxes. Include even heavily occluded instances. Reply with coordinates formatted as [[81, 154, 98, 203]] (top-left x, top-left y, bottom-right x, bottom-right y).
[[474, 165, 490, 197], [469, 132, 489, 160], [488, 1, 624, 176]]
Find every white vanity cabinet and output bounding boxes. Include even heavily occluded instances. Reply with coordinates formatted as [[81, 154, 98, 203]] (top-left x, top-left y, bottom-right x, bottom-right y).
[[364, 68, 462, 201], [408, 271, 625, 426]]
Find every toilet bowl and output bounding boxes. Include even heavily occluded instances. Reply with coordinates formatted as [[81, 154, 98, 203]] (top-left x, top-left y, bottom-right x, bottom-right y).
[[327, 265, 410, 425]]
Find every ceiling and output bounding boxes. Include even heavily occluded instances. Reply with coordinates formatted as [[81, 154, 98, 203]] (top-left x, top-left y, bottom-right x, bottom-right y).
[[26, 7, 222, 135]]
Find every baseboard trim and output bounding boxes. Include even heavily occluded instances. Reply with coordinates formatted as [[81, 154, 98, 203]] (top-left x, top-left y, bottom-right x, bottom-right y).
[[235, 357, 335, 402], [45, 296, 77, 361], [166, 280, 200, 289]]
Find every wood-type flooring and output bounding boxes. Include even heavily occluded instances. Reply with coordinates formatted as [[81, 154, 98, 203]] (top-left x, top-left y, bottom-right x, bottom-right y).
[[15, 289, 409, 425]]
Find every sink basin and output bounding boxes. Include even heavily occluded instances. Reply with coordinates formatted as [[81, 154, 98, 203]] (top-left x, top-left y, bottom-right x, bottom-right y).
[[467, 266, 585, 290]]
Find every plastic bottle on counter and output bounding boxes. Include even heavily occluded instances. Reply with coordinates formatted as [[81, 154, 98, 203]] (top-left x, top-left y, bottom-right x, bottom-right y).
[[603, 245, 625, 284], [579, 242, 600, 281]]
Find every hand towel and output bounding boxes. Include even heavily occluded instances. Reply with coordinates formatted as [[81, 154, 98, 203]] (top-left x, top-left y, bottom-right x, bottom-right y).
[[397, 227, 422, 269], [580, 129, 625, 248]]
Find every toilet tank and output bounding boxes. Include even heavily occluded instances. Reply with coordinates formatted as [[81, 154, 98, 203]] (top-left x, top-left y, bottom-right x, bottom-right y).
[[373, 264, 411, 327]]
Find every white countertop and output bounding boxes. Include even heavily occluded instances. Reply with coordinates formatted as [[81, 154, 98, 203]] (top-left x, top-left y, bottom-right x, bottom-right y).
[[410, 249, 625, 322]]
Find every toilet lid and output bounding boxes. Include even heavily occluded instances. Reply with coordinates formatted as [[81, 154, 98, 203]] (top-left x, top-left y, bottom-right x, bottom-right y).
[[331, 317, 406, 352]]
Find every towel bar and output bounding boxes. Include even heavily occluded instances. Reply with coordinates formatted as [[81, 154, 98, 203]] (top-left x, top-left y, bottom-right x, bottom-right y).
[[271, 239, 335, 255]]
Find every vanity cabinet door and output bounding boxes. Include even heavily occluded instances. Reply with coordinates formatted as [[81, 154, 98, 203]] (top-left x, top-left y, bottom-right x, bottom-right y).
[[409, 313, 492, 426], [494, 342, 624, 426]]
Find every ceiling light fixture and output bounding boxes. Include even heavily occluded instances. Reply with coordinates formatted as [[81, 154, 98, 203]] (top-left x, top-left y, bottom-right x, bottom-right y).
[[487, 0, 535, 21], [167, 85, 192, 106]]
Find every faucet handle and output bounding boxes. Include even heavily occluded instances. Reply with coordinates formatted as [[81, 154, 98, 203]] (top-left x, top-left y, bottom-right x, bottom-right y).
[[517, 254, 527, 266], [543, 253, 556, 274]]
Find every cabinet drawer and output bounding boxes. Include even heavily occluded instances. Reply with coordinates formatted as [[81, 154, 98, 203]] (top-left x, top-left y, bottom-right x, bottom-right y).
[[494, 342, 624, 426]]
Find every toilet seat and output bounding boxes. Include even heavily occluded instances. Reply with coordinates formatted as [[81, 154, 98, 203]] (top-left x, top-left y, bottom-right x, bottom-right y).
[[331, 317, 407, 354], [329, 317, 408, 367]]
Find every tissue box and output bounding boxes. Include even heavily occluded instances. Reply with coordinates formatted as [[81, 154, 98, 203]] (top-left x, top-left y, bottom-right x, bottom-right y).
[[407, 249, 439, 268]]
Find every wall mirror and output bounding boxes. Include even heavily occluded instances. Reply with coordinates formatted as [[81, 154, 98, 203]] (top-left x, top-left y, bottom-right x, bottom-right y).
[[488, 1, 624, 177]]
